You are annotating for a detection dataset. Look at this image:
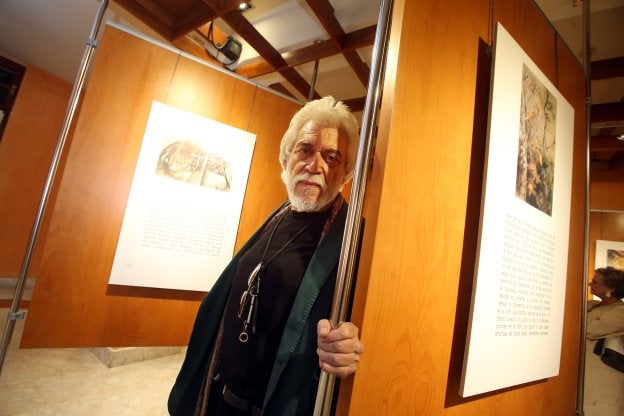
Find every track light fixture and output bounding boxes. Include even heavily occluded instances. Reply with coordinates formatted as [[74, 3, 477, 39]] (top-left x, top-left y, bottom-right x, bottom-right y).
[[204, 21, 243, 67]]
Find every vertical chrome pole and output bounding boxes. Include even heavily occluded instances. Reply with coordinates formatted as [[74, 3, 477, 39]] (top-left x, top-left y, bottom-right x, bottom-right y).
[[308, 43, 321, 101], [575, 0, 591, 414], [312, 0, 394, 414], [0, 0, 109, 376]]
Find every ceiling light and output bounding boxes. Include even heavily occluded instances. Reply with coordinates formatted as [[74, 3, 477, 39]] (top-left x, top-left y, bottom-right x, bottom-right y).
[[238, 2, 253, 12], [617, 134, 624, 141], [204, 21, 243, 67]]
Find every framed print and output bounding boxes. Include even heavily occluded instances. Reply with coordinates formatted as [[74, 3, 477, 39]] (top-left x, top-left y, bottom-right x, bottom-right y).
[[595, 240, 624, 270], [460, 23, 575, 397], [109, 101, 256, 291]]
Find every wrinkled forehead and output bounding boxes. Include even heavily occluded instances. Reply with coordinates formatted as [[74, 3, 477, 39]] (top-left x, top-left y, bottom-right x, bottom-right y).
[[296, 120, 345, 149]]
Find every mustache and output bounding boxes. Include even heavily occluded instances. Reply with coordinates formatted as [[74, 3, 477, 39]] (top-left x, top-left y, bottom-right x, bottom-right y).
[[293, 173, 326, 189]]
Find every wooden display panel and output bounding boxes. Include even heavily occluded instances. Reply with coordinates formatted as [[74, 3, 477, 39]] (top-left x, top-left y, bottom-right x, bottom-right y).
[[20, 25, 300, 348], [591, 182, 624, 211], [589, 211, 624, 284], [0, 67, 71, 278], [551, 33, 588, 410], [346, 0, 585, 414]]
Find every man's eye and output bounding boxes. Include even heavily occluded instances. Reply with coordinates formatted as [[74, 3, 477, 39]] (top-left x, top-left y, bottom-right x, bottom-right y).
[[324, 152, 340, 164], [296, 147, 312, 157]]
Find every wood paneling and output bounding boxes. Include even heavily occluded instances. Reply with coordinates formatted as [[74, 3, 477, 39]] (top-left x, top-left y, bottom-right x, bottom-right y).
[[237, 88, 300, 250], [494, 0, 557, 85], [20, 25, 300, 348], [591, 182, 624, 211], [554, 33, 588, 413], [350, 0, 492, 413], [346, 0, 585, 414], [589, 181, 624, 279], [589, 211, 624, 281], [0, 66, 71, 278]]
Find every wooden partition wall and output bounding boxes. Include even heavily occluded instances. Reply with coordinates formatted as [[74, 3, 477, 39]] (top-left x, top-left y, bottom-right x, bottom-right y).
[[20, 25, 301, 348], [0, 66, 71, 280], [589, 211, 624, 274], [343, 0, 587, 414], [588, 181, 624, 277]]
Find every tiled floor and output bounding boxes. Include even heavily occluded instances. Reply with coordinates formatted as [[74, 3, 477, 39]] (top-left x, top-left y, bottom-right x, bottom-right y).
[[0, 308, 185, 416]]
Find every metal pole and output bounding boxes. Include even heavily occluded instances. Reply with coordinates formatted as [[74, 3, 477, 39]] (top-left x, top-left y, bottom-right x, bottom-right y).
[[312, 0, 394, 414], [0, 0, 109, 376], [575, 0, 591, 414], [308, 41, 321, 101]]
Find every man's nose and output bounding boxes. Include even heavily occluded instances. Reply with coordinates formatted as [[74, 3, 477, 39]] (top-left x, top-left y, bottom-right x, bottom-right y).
[[306, 152, 326, 172]]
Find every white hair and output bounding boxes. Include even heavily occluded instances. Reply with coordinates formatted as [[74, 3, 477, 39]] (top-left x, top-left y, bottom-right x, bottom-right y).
[[279, 96, 359, 180]]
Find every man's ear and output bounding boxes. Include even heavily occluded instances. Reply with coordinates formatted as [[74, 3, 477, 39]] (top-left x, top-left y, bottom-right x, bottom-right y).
[[342, 172, 353, 185]]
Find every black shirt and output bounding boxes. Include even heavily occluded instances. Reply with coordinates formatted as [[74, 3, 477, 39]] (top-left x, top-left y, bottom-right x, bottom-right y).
[[217, 207, 331, 406]]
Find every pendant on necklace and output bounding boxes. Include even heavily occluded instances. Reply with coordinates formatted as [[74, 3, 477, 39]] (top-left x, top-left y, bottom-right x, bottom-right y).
[[238, 262, 263, 342]]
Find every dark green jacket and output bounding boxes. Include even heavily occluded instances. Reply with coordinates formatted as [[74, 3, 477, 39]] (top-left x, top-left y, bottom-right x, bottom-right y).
[[168, 201, 348, 415]]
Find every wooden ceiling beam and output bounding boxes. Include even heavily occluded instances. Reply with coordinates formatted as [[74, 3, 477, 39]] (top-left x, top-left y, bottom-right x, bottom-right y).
[[590, 168, 624, 182], [170, 0, 246, 39], [304, 0, 370, 86], [202, 0, 244, 14], [113, 0, 175, 39], [237, 40, 338, 79], [591, 135, 624, 152], [172, 5, 219, 39], [305, 0, 344, 37], [221, 11, 318, 99], [609, 151, 624, 170], [341, 25, 377, 49], [343, 50, 371, 85], [591, 102, 624, 124], [236, 25, 376, 79], [268, 83, 296, 99], [591, 57, 624, 80], [342, 96, 366, 112]]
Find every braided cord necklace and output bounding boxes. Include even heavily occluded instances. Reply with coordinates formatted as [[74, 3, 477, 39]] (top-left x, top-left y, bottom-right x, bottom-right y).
[[237, 210, 319, 342]]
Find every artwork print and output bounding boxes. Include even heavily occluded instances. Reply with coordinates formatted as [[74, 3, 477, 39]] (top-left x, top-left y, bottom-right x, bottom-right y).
[[607, 249, 624, 269], [515, 65, 557, 216], [156, 140, 233, 192], [109, 101, 256, 291], [460, 23, 574, 398], [595, 240, 624, 271]]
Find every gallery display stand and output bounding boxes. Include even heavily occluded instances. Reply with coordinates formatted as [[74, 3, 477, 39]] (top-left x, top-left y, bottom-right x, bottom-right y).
[[0, 0, 110, 375]]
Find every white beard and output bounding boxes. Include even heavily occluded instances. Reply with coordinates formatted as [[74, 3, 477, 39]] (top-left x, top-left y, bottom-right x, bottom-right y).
[[281, 171, 342, 212]]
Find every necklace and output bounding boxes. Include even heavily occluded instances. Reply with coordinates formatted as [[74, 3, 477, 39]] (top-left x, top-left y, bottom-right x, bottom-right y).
[[237, 210, 318, 342]]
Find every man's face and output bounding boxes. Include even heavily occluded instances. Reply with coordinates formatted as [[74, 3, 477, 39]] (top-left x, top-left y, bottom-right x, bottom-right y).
[[281, 120, 348, 212]]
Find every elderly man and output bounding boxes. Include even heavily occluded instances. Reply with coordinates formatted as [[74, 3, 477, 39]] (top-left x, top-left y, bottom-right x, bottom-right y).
[[168, 96, 364, 416]]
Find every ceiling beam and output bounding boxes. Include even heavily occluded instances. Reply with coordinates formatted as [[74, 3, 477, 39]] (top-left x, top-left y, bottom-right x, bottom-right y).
[[342, 97, 366, 112], [609, 151, 624, 170], [162, 0, 250, 39], [591, 135, 624, 152], [221, 11, 319, 99], [113, 0, 175, 39], [202, 0, 244, 14], [591, 57, 624, 80], [591, 102, 624, 124], [268, 83, 296, 99], [304, 0, 370, 86], [172, 4, 220, 39], [591, 168, 624, 182], [236, 25, 376, 79]]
